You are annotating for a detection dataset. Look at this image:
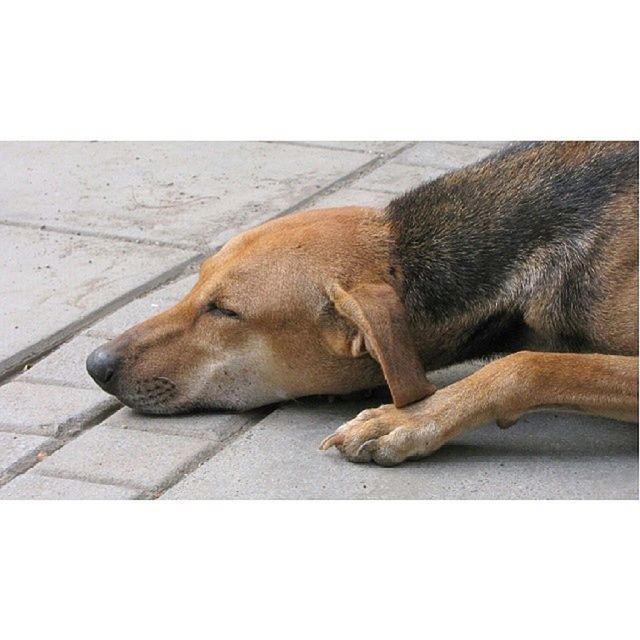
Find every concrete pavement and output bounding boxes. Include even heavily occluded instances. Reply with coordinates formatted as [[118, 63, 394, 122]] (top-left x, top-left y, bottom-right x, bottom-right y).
[[0, 141, 636, 499]]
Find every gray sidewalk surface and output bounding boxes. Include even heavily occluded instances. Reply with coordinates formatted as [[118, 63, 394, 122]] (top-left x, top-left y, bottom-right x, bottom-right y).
[[0, 141, 636, 499]]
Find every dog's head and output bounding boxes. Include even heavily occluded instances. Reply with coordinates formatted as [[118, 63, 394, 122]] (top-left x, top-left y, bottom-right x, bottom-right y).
[[86, 207, 435, 413]]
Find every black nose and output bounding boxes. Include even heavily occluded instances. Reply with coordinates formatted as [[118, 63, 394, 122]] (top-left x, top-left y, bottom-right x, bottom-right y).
[[86, 346, 120, 393]]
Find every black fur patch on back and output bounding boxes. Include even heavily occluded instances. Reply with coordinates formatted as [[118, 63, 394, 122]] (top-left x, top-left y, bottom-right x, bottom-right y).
[[385, 141, 638, 355]]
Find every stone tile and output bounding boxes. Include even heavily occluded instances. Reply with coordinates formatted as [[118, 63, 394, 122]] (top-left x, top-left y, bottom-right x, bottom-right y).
[[103, 406, 265, 442], [150, 273, 199, 301], [353, 163, 448, 194], [0, 142, 370, 245], [0, 381, 117, 436], [394, 141, 497, 169], [0, 473, 141, 499], [36, 425, 214, 491], [84, 295, 177, 339], [0, 224, 196, 376], [297, 141, 408, 154], [0, 432, 51, 480], [163, 362, 638, 499], [84, 274, 199, 339], [22, 335, 107, 388], [456, 141, 511, 149]]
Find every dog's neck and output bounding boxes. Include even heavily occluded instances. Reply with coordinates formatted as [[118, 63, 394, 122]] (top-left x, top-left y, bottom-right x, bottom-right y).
[[382, 146, 554, 368], [362, 214, 527, 371], [369, 142, 634, 369]]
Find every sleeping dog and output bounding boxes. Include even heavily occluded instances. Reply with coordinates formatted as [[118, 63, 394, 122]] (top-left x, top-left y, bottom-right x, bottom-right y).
[[87, 141, 639, 466]]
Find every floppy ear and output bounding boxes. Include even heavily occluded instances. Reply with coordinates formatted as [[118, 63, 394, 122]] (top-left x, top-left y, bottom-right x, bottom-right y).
[[328, 282, 436, 408]]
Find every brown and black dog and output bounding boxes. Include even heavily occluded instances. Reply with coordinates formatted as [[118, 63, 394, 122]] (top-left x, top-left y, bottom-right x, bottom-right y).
[[87, 141, 639, 466]]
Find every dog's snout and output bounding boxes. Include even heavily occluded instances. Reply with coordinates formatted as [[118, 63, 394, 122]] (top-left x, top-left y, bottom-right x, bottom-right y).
[[86, 346, 120, 392]]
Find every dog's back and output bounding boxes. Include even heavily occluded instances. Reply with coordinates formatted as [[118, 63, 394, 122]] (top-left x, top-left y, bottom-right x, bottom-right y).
[[385, 141, 639, 358]]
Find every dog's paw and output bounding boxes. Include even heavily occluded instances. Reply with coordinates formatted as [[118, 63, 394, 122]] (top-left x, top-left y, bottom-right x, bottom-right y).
[[319, 403, 448, 466]]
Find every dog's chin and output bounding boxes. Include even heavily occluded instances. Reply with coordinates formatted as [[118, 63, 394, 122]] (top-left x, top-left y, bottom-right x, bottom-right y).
[[114, 387, 198, 415], [119, 398, 196, 415], [117, 393, 248, 415]]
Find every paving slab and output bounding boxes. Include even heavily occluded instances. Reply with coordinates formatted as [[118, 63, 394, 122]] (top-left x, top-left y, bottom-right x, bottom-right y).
[[36, 425, 215, 491], [456, 141, 511, 149], [0, 381, 117, 437], [394, 141, 497, 169], [163, 367, 638, 500], [296, 141, 407, 154], [103, 406, 266, 442], [0, 142, 372, 246], [352, 162, 448, 194], [22, 334, 107, 388], [0, 224, 196, 375], [0, 473, 141, 500], [84, 274, 199, 339], [145, 273, 199, 301], [0, 432, 51, 480]]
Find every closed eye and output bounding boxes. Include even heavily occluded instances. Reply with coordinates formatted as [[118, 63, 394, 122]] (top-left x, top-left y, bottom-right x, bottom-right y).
[[205, 302, 240, 319]]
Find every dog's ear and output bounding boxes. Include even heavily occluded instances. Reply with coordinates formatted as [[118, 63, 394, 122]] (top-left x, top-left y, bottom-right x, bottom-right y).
[[327, 282, 436, 408]]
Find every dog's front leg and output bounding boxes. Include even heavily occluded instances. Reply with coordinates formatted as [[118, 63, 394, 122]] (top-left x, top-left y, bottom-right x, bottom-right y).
[[319, 374, 498, 466], [320, 351, 639, 466]]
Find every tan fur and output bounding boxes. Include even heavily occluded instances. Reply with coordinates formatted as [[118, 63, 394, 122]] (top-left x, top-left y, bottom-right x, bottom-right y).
[[105, 196, 638, 464], [320, 352, 638, 465], [107, 207, 396, 411], [329, 282, 436, 406]]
